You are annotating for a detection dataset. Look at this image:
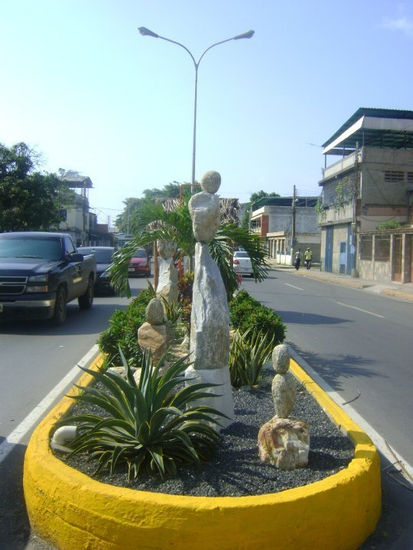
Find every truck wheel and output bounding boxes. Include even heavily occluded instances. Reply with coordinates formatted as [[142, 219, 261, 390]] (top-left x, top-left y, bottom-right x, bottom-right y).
[[52, 287, 67, 326], [78, 276, 94, 310]]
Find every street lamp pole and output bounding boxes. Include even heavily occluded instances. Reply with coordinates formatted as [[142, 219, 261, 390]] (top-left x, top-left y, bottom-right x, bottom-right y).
[[138, 27, 254, 190]]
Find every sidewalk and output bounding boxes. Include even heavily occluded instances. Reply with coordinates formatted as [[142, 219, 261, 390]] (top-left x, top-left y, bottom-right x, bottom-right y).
[[270, 262, 413, 302]]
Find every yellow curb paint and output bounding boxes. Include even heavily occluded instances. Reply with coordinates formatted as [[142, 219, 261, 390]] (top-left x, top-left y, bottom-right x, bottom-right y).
[[24, 354, 381, 550]]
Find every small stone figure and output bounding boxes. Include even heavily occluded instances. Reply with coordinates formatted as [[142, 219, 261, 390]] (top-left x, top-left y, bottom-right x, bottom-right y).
[[271, 344, 297, 418], [257, 417, 309, 470], [185, 170, 234, 427], [137, 298, 168, 366], [157, 240, 179, 304]]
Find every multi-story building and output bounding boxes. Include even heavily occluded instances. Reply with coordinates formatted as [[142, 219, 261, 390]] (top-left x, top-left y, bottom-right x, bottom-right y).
[[250, 195, 321, 265], [318, 107, 413, 281]]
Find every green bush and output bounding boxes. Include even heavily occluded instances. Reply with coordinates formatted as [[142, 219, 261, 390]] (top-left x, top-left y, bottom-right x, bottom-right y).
[[98, 288, 154, 367], [229, 328, 275, 388], [229, 289, 286, 345], [56, 349, 224, 480]]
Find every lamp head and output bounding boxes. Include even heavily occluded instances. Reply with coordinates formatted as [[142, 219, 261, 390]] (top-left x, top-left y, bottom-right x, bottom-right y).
[[138, 27, 159, 38], [233, 30, 255, 40]]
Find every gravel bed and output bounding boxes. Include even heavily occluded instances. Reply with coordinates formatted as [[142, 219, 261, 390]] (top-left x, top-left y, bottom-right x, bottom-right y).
[[58, 365, 354, 497]]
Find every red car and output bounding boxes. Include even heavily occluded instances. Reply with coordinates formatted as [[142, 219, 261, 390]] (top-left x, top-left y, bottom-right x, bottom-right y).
[[128, 249, 151, 277]]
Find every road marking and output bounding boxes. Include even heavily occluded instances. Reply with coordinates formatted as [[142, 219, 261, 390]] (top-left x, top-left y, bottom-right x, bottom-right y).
[[288, 346, 413, 483], [0, 344, 99, 465], [285, 283, 304, 291], [335, 301, 385, 318]]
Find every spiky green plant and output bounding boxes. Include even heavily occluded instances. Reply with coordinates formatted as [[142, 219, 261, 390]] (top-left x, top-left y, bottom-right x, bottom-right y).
[[55, 349, 225, 480], [229, 328, 275, 388]]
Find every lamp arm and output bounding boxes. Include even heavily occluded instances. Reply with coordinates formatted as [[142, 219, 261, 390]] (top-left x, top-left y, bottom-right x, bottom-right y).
[[196, 37, 235, 67], [156, 35, 197, 69]]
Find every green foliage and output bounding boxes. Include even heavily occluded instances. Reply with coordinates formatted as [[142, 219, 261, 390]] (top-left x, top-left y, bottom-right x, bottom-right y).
[[177, 271, 193, 324], [98, 288, 154, 367], [229, 328, 275, 388], [0, 142, 75, 231], [376, 220, 403, 231], [56, 350, 224, 480], [229, 290, 286, 345]]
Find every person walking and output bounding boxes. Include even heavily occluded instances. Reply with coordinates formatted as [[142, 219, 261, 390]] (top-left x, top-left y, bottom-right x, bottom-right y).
[[294, 249, 301, 270], [304, 247, 313, 270]]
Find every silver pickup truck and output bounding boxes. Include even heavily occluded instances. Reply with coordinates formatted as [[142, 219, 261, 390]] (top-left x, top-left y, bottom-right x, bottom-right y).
[[0, 231, 97, 325]]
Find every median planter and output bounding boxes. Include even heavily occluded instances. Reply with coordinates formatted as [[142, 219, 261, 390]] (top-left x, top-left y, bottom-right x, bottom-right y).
[[23, 354, 381, 550]]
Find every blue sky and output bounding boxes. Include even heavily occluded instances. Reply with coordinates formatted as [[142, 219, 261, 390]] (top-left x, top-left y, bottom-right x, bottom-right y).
[[1, 0, 413, 224]]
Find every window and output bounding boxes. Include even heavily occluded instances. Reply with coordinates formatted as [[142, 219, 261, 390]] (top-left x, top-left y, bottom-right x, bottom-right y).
[[64, 236, 75, 255], [374, 235, 390, 261], [384, 171, 404, 183], [360, 235, 372, 260]]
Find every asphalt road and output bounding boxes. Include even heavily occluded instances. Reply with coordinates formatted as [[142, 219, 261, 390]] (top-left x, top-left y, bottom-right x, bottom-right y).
[[0, 278, 148, 549]]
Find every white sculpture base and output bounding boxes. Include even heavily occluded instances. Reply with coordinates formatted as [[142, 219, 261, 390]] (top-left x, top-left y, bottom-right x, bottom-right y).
[[185, 365, 234, 430]]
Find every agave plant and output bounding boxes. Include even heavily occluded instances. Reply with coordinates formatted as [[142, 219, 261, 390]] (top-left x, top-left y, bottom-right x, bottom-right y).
[[55, 349, 225, 480], [229, 328, 275, 388]]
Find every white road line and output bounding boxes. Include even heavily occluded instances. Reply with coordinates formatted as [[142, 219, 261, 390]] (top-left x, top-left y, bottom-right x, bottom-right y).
[[335, 301, 385, 319], [0, 344, 99, 464], [285, 283, 304, 291], [288, 346, 413, 483]]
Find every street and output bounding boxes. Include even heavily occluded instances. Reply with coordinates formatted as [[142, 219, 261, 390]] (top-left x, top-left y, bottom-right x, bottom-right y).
[[0, 278, 148, 549], [1, 270, 412, 548]]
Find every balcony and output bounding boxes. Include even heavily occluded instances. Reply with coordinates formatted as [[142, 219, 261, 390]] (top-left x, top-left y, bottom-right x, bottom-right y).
[[321, 151, 362, 182]]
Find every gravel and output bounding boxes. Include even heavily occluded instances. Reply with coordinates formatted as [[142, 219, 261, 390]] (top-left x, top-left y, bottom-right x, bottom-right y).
[[60, 365, 354, 497]]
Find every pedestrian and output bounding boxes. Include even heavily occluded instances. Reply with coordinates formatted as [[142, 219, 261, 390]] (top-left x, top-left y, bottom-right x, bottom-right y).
[[294, 249, 301, 270], [304, 247, 313, 270]]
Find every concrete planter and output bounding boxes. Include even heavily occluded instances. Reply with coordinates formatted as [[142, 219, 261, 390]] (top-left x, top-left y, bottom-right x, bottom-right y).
[[24, 354, 381, 550]]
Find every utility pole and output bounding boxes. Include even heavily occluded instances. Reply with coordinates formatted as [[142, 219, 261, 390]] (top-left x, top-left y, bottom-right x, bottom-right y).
[[291, 185, 297, 249]]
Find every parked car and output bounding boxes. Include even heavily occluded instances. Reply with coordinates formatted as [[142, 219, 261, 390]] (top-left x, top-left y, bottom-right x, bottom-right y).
[[128, 248, 151, 277], [0, 232, 96, 325], [233, 250, 253, 277], [77, 246, 116, 295]]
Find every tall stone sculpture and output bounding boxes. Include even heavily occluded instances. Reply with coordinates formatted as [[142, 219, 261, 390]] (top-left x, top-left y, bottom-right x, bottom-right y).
[[185, 171, 234, 428], [156, 240, 179, 304]]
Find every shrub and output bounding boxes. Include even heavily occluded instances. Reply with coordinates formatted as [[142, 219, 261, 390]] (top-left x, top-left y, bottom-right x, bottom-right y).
[[55, 349, 224, 480], [229, 290, 286, 345], [98, 288, 154, 367], [229, 328, 275, 388]]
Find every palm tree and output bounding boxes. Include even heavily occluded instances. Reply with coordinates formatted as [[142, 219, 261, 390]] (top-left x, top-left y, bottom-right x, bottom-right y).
[[109, 197, 269, 299]]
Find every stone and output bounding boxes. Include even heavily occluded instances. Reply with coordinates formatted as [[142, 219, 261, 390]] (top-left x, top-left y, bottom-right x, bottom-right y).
[[271, 344, 297, 417], [137, 322, 167, 365], [157, 240, 176, 260], [188, 192, 220, 243], [157, 240, 179, 304], [145, 298, 164, 325], [200, 170, 221, 194], [258, 417, 309, 470]]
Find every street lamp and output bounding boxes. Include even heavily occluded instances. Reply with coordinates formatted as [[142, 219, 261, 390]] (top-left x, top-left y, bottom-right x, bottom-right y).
[[138, 27, 254, 189]]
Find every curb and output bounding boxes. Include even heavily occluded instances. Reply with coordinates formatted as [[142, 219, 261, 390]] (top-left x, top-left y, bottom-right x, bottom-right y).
[[23, 354, 381, 550]]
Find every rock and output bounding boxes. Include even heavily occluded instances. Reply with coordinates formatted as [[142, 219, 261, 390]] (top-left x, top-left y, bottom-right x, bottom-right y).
[[157, 240, 176, 260], [200, 170, 221, 194], [258, 417, 309, 470], [188, 192, 220, 243], [157, 258, 179, 304], [137, 322, 167, 365], [271, 344, 297, 417], [145, 298, 164, 325]]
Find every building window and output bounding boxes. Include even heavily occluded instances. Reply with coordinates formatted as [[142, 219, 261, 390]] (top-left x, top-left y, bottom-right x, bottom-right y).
[[407, 172, 413, 185], [375, 235, 390, 261], [384, 171, 404, 183], [360, 235, 372, 260]]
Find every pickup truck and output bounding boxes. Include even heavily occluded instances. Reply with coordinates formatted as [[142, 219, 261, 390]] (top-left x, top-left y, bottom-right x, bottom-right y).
[[0, 232, 96, 325]]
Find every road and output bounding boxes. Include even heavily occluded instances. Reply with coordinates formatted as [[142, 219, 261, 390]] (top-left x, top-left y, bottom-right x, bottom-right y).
[[0, 278, 148, 549]]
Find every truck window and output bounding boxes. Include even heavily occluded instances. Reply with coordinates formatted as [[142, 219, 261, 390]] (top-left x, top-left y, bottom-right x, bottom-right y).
[[0, 238, 62, 261], [64, 236, 76, 255]]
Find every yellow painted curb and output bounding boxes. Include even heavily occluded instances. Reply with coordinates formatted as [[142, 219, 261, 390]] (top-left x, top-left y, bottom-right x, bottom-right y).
[[24, 354, 381, 550]]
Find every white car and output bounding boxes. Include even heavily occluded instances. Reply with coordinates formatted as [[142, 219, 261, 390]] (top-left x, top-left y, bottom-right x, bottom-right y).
[[233, 250, 253, 277]]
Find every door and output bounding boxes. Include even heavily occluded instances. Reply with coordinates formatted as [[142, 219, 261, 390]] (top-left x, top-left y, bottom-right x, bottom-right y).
[[393, 235, 402, 282], [339, 242, 346, 274], [325, 226, 333, 272], [346, 224, 354, 275]]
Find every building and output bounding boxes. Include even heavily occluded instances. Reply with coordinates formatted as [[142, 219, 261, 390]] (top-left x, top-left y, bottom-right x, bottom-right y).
[[318, 107, 413, 281], [250, 194, 321, 265]]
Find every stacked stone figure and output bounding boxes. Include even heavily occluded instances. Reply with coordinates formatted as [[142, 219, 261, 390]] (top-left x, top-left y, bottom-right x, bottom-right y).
[[137, 298, 168, 367], [258, 344, 309, 470], [185, 171, 234, 428], [156, 240, 179, 305]]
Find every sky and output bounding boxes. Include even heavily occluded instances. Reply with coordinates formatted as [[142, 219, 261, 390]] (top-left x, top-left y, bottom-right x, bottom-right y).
[[1, 0, 413, 225]]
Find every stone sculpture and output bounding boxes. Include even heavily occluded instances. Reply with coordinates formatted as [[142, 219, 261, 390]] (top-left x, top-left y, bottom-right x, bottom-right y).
[[258, 344, 309, 469], [157, 240, 179, 304], [185, 171, 234, 427], [271, 343, 297, 417], [137, 298, 168, 366]]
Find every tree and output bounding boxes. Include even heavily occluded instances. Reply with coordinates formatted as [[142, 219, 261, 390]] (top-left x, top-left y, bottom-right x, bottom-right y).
[[0, 142, 75, 231]]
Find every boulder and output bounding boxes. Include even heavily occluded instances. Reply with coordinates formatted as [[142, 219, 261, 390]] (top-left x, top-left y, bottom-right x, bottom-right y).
[[258, 417, 309, 470]]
